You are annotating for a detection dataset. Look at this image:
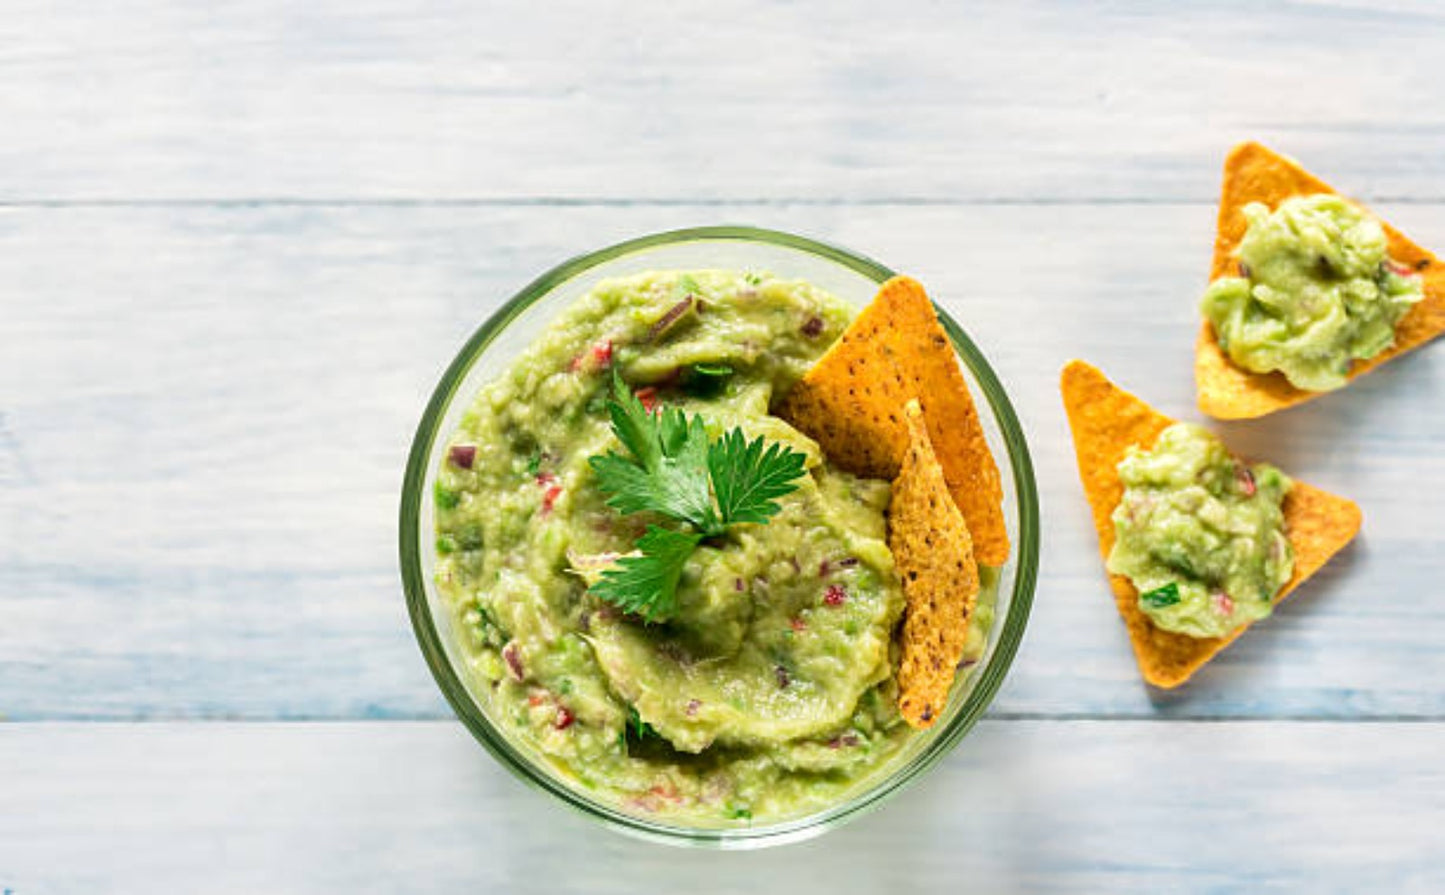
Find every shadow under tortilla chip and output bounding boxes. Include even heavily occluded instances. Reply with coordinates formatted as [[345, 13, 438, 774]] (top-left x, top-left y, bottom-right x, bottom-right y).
[[776, 275, 1009, 566], [1061, 360, 1362, 688], [1196, 142, 1445, 419], [891, 400, 979, 728]]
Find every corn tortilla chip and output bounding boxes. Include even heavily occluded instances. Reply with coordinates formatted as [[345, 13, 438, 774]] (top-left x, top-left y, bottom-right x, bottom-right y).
[[776, 275, 1009, 565], [890, 400, 979, 728], [1062, 359, 1362, 688], [1197, 142, 1445, 419]]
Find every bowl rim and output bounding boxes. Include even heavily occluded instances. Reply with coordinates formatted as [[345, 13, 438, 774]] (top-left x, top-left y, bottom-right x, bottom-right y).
[[399, 225, 1039, 848]]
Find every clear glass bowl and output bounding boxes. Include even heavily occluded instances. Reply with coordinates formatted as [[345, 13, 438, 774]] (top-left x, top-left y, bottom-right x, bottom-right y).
[[400, 226, 1039, 848]]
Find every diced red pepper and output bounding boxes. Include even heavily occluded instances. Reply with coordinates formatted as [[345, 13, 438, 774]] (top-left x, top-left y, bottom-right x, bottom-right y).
[[789, 616, 807, 633], [554, 706, 575, 730], [1236, 466, 1257, 497], [824, 585, 847, 607], [541, 485, 563, 515], [568, 339, 614, 374], [536, 471, 558, 487], [635, 386, 659, 413]]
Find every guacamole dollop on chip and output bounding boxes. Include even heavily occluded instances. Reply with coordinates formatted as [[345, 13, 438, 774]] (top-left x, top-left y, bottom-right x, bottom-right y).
[[1201, 194, 1422, 392], [1108, 422, 1293, 639], [1062, 359, 1361, 688], [1196, 142, 1445, 419]]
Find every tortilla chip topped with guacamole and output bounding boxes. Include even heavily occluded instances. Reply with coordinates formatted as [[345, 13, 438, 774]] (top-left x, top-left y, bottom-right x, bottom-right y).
[[1061, 359, 1362, 688], [1196, 142, 1445, 419], [775, 275, 1009, 566]]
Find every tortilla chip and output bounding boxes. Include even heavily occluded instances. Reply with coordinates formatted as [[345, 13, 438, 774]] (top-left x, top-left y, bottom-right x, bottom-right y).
[[890, 400, 980, 728], [1062, 360, 1362, 688], [1196, 141, 1445, 419], [776, 275, 1009, 565]]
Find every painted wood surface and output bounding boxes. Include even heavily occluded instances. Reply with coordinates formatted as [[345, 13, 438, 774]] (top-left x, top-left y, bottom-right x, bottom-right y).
[[4, 0, 1445, 889], [4, 1, 1445, 202], [2, 721, 1442, 893], [4, 203, 1443, 721]]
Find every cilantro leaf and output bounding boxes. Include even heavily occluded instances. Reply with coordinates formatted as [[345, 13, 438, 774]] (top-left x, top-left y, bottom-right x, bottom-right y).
[[708, 428, 808, 527], [589, 526, 702, 622], [1140, 582, 1182, 608], [589, 372, 718, 531], [585, 375, 809, 620]]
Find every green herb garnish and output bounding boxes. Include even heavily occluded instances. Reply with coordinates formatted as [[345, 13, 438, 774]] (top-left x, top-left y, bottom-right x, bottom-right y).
[[455, 523, 484, 551], [684, 362, 734, 397], [672, 274, 702, 299], [625, 704, 659, 741], [1140, 582, 1182, 608], [586, 373, 808, 620], [590, 526, 703, 621], [435, 483, 461, 510]]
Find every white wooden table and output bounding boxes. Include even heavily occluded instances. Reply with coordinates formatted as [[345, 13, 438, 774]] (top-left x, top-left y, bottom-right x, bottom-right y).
[[4, 2, 1444, 891]]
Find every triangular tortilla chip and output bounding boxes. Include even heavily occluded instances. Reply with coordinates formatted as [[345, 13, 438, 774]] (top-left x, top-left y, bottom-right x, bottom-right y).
[[1196, 142, 1445, 419], [1062, 360, 1362, 688], [776, 275, 1009, 565], [890, 400, 979, 728]]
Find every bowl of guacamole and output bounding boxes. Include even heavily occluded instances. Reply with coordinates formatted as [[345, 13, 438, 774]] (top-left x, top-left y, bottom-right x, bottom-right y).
[[400, 226, 1038, 847]]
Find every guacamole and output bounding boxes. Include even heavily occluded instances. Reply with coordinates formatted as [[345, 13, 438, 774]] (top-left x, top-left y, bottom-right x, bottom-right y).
[[1107, 423, 1293, 639], [1201, 194, 1423, 391], [434, 270, 995, 824]]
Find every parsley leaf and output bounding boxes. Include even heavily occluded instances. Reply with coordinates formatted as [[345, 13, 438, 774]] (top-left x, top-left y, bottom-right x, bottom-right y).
[[589, 526, 702, 622], [708, 427, 808, 527], [586, 374, 810, 621], [589, 373, 718, 532], [1140, 582, 1182, 608]]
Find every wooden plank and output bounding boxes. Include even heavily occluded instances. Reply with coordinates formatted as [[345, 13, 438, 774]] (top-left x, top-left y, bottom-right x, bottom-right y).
[[3, 203, 1444, 721], [4, 1, 1445, 201], [0, 720, 1441, 892]]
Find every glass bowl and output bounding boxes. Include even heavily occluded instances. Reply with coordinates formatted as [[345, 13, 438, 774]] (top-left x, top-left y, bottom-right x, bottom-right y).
[[400, 226, 1038, 848]]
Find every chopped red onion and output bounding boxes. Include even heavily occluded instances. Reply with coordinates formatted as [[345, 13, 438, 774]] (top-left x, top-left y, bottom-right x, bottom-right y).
[[448, 444, 476, 469], [502, 642, 525, 681], [647, 296, 697, 342]]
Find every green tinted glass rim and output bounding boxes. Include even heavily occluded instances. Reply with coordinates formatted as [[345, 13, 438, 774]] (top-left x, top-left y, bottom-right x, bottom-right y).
[[399, 225, 1039, 847]]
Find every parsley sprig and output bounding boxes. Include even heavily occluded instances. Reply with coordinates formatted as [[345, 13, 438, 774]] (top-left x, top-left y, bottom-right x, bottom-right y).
[[586, 373, 808, 621]]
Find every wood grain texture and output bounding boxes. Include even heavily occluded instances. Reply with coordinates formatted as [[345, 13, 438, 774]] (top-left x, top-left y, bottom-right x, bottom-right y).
[[1, 721, 1442, 893], [5, 1, 1445, 201], [5, 0, 1445, 886], [3, 203, 1443, 721]]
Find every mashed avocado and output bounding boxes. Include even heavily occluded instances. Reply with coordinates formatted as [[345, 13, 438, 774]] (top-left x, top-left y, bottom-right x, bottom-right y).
[[1107, 423, 1293, 639], [1201, 194, 1423, 391], [433, 270, 996, 824]]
